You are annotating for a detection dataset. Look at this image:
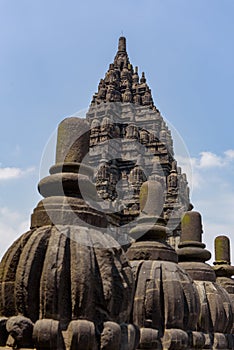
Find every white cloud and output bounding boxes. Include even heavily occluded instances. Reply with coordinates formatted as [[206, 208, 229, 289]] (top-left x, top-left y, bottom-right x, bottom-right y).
[[177, 149, 234, 190], [198, 151, 225, 168], [0, 166, 35, 181], [0, 207, 30, 258], [225, 149, 234, 159]]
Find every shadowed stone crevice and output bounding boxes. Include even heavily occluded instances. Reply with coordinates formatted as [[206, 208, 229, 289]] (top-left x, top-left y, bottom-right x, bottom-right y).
[[0, 230, 35, 318], [15, 227, 51, 322]]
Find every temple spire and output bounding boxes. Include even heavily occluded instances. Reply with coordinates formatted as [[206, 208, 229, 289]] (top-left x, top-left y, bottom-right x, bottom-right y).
[[118, 36, 126, 52], [90, 36, 155, 108]]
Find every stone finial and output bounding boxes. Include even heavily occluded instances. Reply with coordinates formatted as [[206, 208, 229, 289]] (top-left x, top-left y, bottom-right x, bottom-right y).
[[213, 235, 234, 278], [118, 36, 126, 52], [139, 177, 165, 218], [55, 117, 90, 164], [132, 67, 139, 85], [181, 211, 203, 243], [167, 161, 178, 194], [149, 161, 165, 188], [214, 235, 231, 265], [109, 63, 114, 70], [178, 211, 212, 267], [128, 173, 172, 252], [140, 72, 146, 84], [172, 160, 177, 171], [36, 117, 105, 226]]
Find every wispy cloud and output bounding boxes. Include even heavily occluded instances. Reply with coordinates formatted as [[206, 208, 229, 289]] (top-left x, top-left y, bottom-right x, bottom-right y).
[[0, 166, 35, 181], [198, 151, 225, 168], [0, 207, 30, 258], [177, 149, 234, 190], [225, 149, 234, 159], [197, 150, 234, 169]]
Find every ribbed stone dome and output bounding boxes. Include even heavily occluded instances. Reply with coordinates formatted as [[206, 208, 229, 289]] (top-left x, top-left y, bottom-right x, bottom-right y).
[[130, 258, 200, 331], [0, 225, 134, 325]]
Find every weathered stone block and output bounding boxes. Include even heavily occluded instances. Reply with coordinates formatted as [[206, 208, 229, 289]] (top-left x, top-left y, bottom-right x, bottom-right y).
[[162, 329, 188, 350], [100, 322, 121, 349], [138, 327, 159, 349], [6, 316, 34, 348], [33, 319, 65, 349], [66, 320, 97, 350], [120, 323, 139, 350]]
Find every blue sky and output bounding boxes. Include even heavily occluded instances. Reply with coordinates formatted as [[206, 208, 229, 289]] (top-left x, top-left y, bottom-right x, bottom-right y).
[[0, 0, 234, 262]]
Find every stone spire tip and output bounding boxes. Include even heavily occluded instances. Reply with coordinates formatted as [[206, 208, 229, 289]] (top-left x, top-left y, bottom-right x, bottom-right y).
[[118, 36, 126, 52]]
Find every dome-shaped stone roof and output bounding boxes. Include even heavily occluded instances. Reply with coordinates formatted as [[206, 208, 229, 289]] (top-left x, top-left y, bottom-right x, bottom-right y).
[[0, 225, 134, 325]]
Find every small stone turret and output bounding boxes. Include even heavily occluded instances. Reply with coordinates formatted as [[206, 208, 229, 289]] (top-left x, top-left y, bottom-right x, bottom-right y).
[[177, 212, 233, 349]]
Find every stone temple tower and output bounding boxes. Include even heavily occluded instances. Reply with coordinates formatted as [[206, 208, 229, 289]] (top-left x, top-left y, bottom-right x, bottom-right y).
[[86, 36, 192, 248], [0, 37, 233, 349]]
